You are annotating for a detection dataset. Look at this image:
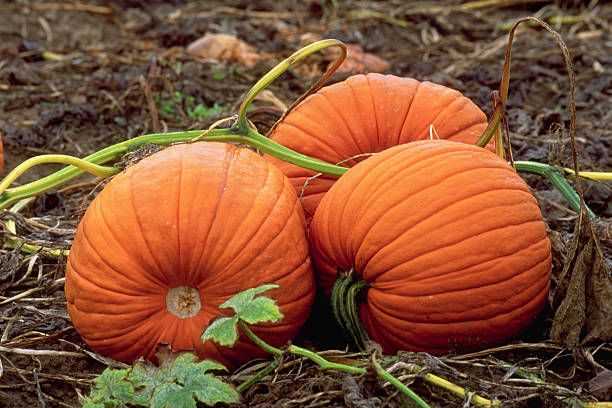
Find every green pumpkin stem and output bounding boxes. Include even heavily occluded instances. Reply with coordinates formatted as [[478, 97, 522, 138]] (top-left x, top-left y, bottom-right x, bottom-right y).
[[331, 271, 370, 351]]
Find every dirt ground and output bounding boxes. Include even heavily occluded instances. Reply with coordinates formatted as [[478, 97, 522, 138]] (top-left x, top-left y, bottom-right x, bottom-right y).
[[0, 1, 611, 407]]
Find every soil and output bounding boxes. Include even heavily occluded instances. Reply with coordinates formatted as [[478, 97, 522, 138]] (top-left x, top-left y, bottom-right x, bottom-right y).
[[0, 1, 611, 407]]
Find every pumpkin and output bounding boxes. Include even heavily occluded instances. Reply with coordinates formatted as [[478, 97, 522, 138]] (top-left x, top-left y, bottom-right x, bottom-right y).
[[65, 142, 314, 366], [267, 73, 489, 221], [310, 140, 551, 354]]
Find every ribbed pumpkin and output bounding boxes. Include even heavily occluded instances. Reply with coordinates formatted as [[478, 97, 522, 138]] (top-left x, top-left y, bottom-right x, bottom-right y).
[[65, 142, 314, 366], [310, 140, 551, 354], [267, 73, 489, 220]]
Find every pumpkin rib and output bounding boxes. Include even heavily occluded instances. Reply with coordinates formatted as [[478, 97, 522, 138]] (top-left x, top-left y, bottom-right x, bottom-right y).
[[71, 305, 166, 341], [72, 224, 162, 298], [201, 182, 301, 293], [205, 160, 273, 277], [128, 174, 166, 280], [369, 254, 551, 321], [396, 79, 420, 146], [96, 196, 168, 289], [191, 147, 233, 281], [68, 254, 156, 303], [368, 279, 548, 337], [414, 93, 468, 140], [391, 231, 549, 286], [350, 144, 500, 222], [359, 187, 541, 278], [366, 280, 549, 351], [286, 95, 357, 158], [319, 90, 365, 158], [351, 168, 528, 265], [446, 121, 489, 143], [364, 74, 381, 147], [281, 120, 349, 163], [376, 219, 544, 284], [345, 76, 376, 153], [350, 149, 465, 228], [175, 150, 184, 281]]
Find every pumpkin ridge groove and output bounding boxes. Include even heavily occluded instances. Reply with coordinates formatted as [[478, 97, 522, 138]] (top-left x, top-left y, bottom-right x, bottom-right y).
[[353, 147, 490, 223], [330, 146, 411, 247], [128, 172, 167, 282], [175, 147, 183, 282], [192, 146, 233, 281], [398, 80, 422, 143], [210, 161, 277, 277], [377, 219, 545, 284], [368, 262, 549, 325], [415, 95, 468, 140], [67, 257, 154, 306], [345, 77, 374, 153], [281, 120, 348, 162], [375, 248, 550, 304], [81, 309, 167, 340], [446, 113, 489, 141], [364, 74, 382, 148], [401, 234, 550, 284], [319, 90, 364, 157], [74, 222, 159, 298], [354, 168, 528, 264], [205, 191, 302, 292], [96, 195, 166, 289], [360, 187, 539, 275]]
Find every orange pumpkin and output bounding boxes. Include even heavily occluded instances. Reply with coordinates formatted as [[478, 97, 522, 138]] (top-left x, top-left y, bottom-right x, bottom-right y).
[[65, 142, 314, 366], [267, 73, 489, 221], [310, 140, 551, 354]]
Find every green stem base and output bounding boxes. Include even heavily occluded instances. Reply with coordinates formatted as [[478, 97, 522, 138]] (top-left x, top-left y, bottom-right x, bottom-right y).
[[331, 271, 370, 351]]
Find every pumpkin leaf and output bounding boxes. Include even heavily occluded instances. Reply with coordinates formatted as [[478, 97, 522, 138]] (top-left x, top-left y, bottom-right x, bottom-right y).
[[220, 284, 279, 316], [238, 296, 283, 325], [83, 368, 140, 407], [84, 352, 238, 408], [201, 316, 239, 346], [151, 383, 195, 408]]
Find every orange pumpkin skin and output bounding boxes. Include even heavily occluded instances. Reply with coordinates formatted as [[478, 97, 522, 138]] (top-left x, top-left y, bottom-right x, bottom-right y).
[[310, 140, 551, 354], [65, 142, 314, 367], [267, 73, 489, 221]]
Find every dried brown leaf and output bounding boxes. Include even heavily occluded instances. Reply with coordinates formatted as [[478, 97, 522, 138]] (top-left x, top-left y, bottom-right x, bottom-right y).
[[551, 212, 612, 347], [186, 33, 261, 67], [336, 44, 390, 75]]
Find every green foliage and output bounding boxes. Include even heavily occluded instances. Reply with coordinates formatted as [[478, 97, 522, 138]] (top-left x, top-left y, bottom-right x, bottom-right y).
[[83, 353, 238, 408], [202, 316, 239, 347], [157, 91, 224, 121], [201, 284, 283, 347]]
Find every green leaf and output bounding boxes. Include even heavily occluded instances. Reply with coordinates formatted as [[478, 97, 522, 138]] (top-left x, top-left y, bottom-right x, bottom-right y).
[[239, 296, 283, 324], [130, 361, 168, 405], [192, 374, 240, 406], [220, 284, 279, 316], [150, 354, 239, 407], [85, 352, 237, 408], [90, 368, 135, 405], [201, 316, 239, 346], [217, 284, 284, 326], [151, 383, 195, 408]]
